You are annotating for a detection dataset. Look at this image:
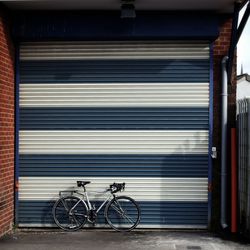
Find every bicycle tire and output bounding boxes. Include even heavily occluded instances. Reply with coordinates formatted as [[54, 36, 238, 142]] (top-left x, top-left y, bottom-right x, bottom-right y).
[[52, 196, 88, 231], [104, 196, 141, 232]]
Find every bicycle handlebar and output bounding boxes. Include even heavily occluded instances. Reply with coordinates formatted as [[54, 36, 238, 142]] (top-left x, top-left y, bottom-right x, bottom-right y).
[[109, 182, 125, 193]]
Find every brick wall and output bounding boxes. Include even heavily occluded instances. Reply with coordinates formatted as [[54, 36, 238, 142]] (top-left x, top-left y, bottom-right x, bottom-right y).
[[0, 6, 15, 237], [211, 17, 236, 230]]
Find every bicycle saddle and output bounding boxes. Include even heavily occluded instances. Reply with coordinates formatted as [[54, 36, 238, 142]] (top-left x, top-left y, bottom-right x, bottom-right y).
[[77, 181, 91, 187]]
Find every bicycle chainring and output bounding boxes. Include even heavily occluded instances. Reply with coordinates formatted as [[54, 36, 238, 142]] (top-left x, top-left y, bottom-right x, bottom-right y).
[[88, 209, 97, 224]]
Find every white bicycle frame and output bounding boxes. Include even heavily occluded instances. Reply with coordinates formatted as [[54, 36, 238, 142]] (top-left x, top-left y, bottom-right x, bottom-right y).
[[57, 184, 138, 230], [70, 188, 114, 215]]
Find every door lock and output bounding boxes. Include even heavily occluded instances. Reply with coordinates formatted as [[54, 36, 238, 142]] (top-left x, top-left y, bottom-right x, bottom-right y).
[[211, 147, 217, 159]]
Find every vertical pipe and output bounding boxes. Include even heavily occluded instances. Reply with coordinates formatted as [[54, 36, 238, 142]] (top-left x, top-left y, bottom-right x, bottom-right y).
[[221, 56, 229, 229], [231, 128, 237, 233], [208, 43, 214, 227], [238, 100, 242, 229], [14, 44, 20, 225]]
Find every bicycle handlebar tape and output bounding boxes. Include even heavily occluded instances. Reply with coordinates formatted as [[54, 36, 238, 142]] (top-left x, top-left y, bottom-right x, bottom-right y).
[[110, 182, 126, 193]]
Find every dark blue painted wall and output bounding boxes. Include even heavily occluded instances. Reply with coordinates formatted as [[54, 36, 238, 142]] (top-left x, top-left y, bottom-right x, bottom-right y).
[[13, 11, 219, 40], [18, 200, 208, 225], [20, 107, 209, 130], [20, 59, 210, 83], [19, 154, 208, 177]]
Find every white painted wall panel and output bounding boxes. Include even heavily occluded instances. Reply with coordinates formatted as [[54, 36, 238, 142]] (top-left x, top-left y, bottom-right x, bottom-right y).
[[19, 177, 208, 201], [19, 130, 209, 154], [20, 83, 209, 107], [20, 41, 209, 60]]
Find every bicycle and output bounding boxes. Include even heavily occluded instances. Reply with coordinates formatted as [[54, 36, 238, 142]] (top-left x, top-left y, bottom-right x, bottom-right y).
[[52, 181, 141, 232]]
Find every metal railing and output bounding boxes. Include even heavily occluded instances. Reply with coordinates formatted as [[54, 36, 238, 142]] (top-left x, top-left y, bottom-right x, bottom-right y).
[[237, 98, 250, 234]]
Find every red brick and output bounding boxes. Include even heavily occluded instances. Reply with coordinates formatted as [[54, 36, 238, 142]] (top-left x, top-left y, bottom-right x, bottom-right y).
[[0, 7, 15, 238]]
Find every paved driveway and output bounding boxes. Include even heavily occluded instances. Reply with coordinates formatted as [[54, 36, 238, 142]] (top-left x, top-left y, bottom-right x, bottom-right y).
[[0, 230, 250, 250]]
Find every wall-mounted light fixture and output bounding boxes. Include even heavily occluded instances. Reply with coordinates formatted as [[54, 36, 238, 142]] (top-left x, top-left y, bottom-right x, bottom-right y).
[[121, 0, 136, 18]]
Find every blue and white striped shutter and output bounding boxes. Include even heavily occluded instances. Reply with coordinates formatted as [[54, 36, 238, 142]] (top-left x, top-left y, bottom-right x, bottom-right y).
[[18, 41, 210, 228]]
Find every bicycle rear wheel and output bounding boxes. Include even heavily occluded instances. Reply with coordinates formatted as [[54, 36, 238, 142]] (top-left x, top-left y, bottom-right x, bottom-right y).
[[52, 196, 87, 231], [105, 196, 140, 232]]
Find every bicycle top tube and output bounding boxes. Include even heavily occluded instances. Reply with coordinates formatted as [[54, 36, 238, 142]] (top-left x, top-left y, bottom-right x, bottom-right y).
[[76, 185, 111, 197], [73, 185, 113, 211]]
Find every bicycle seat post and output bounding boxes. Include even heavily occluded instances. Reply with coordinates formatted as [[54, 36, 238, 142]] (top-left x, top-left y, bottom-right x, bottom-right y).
[[84, 188, 92, 210]]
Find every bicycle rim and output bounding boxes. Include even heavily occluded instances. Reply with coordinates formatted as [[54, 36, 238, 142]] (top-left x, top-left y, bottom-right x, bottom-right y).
[[53, 196, 87, 231], [105, 196, 140, 232]]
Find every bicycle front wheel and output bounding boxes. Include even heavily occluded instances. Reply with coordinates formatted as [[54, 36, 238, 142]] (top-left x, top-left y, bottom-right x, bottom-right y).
[[52, 196, 87, 231], [105, 196, 140, 232]]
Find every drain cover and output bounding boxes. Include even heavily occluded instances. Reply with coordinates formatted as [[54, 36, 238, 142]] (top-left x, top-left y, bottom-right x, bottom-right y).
[[175, 244, 213, 250]]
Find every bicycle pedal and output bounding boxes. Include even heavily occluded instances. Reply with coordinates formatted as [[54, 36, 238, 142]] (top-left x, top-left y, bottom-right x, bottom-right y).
[[69, 225, 77, 229]]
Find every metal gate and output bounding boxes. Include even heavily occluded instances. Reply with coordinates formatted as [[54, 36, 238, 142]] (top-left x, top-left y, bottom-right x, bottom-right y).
[[18, 41, 210, 228], [237, 98, 250, 235]]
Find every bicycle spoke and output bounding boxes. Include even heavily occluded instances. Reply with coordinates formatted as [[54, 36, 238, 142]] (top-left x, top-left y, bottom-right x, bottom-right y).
[[71, 215, 81, 227], [110, 204, 133, 224], [61, 199, 70, 212], [105, 196, 140, 231], [114, 206, 134, 224], [114, 200, 126, 214], [110, 204, 123, 216], [73, 213, 85, 216], [56, 206, 65, 210], [122, 213, 135, 224], [53, 196, 87, 231]]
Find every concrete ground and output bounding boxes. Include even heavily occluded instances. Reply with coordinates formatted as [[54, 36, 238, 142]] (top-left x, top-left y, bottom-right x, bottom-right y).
[[0, 230, 250, 250]]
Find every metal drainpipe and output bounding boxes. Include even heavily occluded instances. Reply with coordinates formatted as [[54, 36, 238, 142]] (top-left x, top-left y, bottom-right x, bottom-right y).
[[221, 56, 229, 229]]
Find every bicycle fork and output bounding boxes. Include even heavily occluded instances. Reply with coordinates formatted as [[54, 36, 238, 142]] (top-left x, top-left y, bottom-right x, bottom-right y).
[[111, 199, 135, 224]]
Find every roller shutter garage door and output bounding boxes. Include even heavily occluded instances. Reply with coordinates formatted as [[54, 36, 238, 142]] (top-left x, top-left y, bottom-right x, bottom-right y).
[[18, 41, 210, 228]]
